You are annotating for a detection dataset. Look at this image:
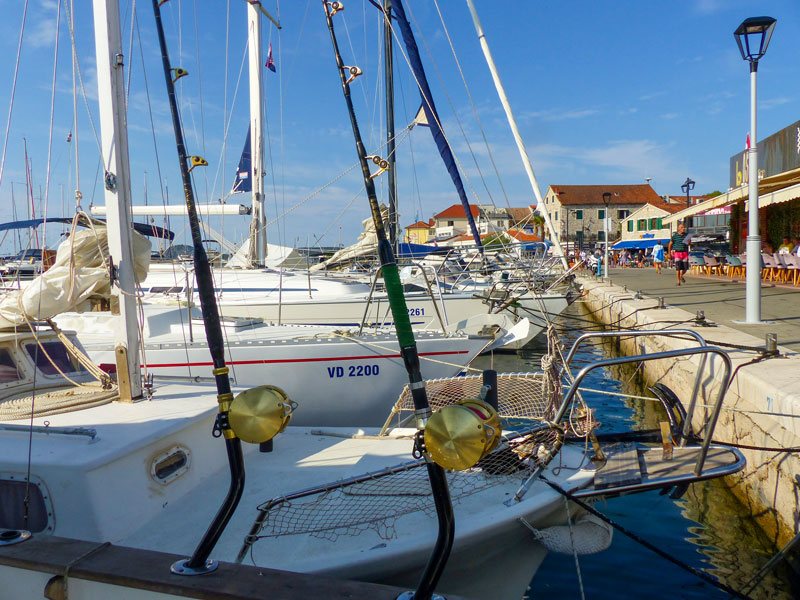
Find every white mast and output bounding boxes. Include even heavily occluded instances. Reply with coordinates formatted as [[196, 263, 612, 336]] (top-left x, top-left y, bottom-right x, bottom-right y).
[[465, 0, 568, 269], [247, 2, 267, 265], [92, 0, 142, 399]]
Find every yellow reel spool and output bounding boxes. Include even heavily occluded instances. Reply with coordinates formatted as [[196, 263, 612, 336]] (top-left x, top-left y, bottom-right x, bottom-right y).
[[424, 399, 501, 471], [228, 385, 296, 444]]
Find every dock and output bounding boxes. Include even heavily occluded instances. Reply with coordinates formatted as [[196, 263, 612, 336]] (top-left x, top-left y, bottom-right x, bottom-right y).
[[0, 534, 473, 600], [576, 267, 800, 546]]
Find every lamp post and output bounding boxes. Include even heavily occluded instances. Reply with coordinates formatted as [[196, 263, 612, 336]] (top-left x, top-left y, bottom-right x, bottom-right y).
[[735, 15, 776, 324], [681, 177, 695, 228], [602, 192, 611, 278]]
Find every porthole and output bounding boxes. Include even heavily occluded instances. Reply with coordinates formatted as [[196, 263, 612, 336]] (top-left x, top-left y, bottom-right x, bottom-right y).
[[150, 446, 191, 485]]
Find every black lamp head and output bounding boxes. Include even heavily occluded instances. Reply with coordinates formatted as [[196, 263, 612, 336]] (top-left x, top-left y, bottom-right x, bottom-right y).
[[602, 192, 611, 206], [681, 177, 696, 194], [734, 16, 776, 62]]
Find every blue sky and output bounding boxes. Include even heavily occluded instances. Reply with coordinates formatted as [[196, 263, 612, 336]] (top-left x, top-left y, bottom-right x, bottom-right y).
[[0, 0, 798, 253]]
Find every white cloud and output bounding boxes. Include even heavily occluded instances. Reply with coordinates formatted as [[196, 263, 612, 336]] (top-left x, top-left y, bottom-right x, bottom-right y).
[[762, 97, 792, 110]]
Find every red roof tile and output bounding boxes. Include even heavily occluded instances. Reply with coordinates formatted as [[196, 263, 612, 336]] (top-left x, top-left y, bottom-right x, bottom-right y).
[[433, 204, 480, 219], [550, 184, 660, 206], [406, 220, 432, 229]]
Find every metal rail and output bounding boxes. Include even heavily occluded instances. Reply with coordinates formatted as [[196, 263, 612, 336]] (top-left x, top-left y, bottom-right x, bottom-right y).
[[555, 344, 732, 476], [562, 329, 710, 447]]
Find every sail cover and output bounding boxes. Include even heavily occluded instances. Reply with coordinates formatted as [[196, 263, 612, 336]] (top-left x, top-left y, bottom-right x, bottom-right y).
[[0, 225, 151, 329], [393, 0, 482, 249], [231, 126, 252, 194]]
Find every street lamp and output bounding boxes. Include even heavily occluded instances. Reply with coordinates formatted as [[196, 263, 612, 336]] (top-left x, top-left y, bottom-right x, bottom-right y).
[[735, 15, 776, 324], [602, 192, 611, 278], [681, 177, 695, 207]]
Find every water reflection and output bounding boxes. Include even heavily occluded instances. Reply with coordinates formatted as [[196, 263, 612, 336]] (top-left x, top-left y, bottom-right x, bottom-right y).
[[474, 301, 797, 599]]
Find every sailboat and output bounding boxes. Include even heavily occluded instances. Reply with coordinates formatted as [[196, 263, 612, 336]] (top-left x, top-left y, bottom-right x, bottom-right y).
[[0, 3, 745, 600]]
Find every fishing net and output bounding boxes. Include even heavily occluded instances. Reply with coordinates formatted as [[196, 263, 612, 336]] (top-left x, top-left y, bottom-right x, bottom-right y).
[[239, 370, 597, 560], [381, 372, 557, 433], [241, 425, 564, 550]]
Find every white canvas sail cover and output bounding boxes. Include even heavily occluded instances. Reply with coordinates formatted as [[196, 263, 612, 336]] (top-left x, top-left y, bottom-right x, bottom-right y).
[[226, 237, 307, 269], [0, 225, 150, 329], [310, 206, 388, 272]]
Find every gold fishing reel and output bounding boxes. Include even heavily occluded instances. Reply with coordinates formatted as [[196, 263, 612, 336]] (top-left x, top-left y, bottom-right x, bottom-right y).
[[423, 399, 501, 471], [228, 385, 297, 444]]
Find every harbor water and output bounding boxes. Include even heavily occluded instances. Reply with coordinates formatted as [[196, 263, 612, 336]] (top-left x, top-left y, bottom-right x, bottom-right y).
[[470, 300, 798, 600]]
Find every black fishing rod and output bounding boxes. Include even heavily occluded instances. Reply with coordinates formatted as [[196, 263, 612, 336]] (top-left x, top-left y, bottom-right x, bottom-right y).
[[322, 3, 453, 598], [151, 0, 244, 575]]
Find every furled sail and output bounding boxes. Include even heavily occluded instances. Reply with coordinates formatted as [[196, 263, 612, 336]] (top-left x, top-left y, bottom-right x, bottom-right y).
[[393, 0, 482, 249], [231, 126, 253, 194], [0, 224, 151, 329]]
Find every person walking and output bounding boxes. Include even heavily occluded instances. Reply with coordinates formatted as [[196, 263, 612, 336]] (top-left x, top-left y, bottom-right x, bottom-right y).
[[668, 223, 689, 286], [652, 240, 665, 274]]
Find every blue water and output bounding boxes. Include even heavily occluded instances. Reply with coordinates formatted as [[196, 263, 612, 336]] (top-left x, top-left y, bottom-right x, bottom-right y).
[[471, 302, 797, 600]]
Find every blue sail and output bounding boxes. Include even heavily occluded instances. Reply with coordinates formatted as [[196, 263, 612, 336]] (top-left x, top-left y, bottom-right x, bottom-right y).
[[392, 0, 482, 249], [231, 126, 252, 194]]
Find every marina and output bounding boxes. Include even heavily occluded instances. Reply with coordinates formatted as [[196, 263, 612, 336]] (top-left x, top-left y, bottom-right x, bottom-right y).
[[1, 1, 800, 599]]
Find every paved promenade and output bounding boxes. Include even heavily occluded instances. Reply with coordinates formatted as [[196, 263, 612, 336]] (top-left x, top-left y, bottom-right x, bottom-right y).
[[582, 267, 800, 352]]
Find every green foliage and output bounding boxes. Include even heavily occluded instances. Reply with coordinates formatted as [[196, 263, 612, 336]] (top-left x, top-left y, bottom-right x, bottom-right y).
[[482, 233, 511, 249]]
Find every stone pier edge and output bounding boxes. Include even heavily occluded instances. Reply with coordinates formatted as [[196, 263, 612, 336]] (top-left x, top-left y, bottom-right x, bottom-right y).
[[576, 275, 800, 546]]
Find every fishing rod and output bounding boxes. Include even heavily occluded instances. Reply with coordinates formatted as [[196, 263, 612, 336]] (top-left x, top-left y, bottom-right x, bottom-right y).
[[151, 0, 244, 575], [322, 3, 453, 599]]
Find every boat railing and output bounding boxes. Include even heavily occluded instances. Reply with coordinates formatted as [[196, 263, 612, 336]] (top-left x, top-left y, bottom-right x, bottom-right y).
[[562, 329, 709, 444], [556, 333, 732, 477], [357, 263, 449, 334]]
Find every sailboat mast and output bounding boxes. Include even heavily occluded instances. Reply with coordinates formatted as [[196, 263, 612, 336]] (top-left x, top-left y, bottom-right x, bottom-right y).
[[383, 0, 397, 252], [92, 0, 142, 399], [465, 0, 568, 269], [247, 3, 266, 266]]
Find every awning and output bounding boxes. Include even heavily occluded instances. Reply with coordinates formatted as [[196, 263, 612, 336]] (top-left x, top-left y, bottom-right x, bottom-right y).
[[612, 238, 668, 250], [664, 177, 800, 225]]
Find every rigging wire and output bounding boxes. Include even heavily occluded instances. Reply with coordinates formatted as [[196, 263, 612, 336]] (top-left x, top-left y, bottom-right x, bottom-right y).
[[431, 0, 510, 209], [42, 0, 63, 252], [0, 0, 30, 193]]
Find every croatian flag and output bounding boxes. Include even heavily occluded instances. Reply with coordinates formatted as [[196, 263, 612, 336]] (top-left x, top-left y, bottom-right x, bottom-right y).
[[266, 43, 276, 72]]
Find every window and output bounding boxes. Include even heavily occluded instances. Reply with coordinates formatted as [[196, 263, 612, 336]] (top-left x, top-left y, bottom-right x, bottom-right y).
[[694, 216, 705, 227], [617, 209, 629, 219], [0, 478, 49, 532], [447, 220, 454, 227], [627, 221, 634, 232], [598, 231, 606, 241], [0, 348, 22, 384], [648, 218, 658, 229], [656, 218, 663, 229], [637, 219, 647, 231], [575, 210, 583, 220], [598, 209, 605, 220], [554, 211, 558, 221], [26, 342, 88, 377]]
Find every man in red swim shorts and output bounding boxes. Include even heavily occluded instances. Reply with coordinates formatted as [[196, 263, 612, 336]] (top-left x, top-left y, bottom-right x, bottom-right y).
[[668, 222, 689, 286]]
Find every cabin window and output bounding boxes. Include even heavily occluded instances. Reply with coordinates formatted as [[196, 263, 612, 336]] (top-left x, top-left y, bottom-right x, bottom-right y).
[[150, 446, 191, 485], [0, 478, 49, 533], [149, 286, 184, 294], [25, 341, 88, 377], [0, 348, 23, 384]]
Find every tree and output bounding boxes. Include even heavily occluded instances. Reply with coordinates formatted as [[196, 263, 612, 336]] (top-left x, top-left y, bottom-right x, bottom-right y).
[[482, 233, 511, 250], [532, 215, 545, 240]]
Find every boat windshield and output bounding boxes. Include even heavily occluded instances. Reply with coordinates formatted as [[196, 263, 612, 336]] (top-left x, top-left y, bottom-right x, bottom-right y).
[[0, 348, 23, 383], [25, 341, 88, 377]]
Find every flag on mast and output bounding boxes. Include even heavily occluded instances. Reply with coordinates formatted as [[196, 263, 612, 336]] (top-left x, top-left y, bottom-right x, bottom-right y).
[[266, 43, 276, 72]]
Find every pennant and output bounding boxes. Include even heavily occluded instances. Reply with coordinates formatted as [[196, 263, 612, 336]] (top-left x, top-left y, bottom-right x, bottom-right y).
[[266, 43, 276, 72], [410, 104, 429, 128], [746, 132, 750, 149]]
